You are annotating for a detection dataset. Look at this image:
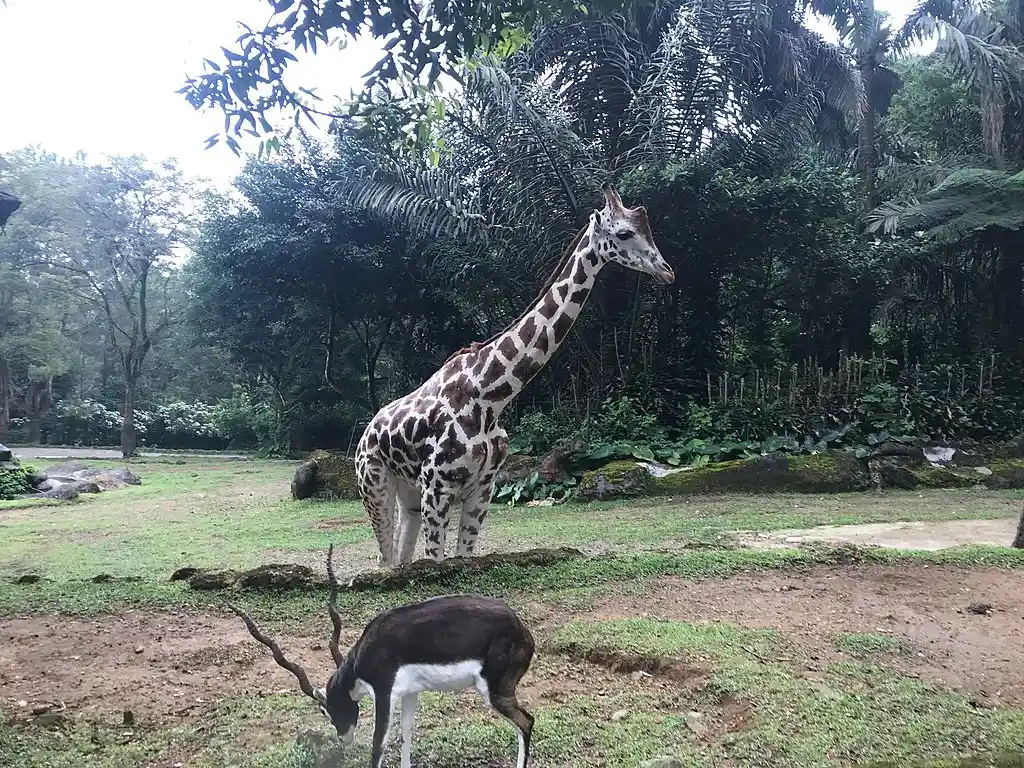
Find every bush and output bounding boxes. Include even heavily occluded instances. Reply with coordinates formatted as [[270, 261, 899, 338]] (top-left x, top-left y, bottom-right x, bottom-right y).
[[210, 392, 274, 450], [0, 460, 34, 500], [44, 399, 127, 446], [581, 396, 665, 446], [146, 401, 224, 450]]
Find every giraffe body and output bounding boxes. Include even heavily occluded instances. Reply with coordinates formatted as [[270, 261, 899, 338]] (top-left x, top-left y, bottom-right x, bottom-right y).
[[355, 185, 674, 566]]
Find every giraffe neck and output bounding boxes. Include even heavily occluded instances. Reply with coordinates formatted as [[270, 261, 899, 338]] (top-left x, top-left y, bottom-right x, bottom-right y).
[[474, 233, 603, 414]]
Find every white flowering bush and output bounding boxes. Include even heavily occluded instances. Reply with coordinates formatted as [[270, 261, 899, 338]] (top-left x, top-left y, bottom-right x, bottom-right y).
[[44, 394, 278, 450], [47, 399, 126, 446], [146, 401, 223, 448]]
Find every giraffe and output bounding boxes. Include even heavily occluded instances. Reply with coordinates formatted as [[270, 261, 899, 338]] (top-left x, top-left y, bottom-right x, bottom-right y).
[[354, 184, 674, 566]]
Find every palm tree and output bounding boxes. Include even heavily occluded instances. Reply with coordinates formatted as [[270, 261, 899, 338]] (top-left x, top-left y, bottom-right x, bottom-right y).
[[817, 0, 1024, 208]]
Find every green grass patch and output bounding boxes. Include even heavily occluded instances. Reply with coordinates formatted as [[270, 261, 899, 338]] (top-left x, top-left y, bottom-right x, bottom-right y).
[[1, 455, 1020, 582], [0, 693, 313, 768], [833, 631, 917, 658], [4, 543, 1024, 618], [548, 618, 1024, 767]]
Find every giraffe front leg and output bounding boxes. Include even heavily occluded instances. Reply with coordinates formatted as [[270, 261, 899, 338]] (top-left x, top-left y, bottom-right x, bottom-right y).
[[456, 482, 493, 557], [357, 459, 398, 567], [395, 482, 423, 565]]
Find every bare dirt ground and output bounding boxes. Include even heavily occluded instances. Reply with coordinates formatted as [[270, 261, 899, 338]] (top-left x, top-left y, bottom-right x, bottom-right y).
[[739, 517, 1020, 550], [8, 446, 250, 460], [2, 562, 1023, 732], [581, 563, 1024, 705]]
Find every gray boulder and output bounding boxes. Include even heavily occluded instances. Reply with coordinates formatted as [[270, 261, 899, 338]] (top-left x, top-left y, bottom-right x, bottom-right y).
[[0, 443, 12, 462], [36, 463, 141, 492]]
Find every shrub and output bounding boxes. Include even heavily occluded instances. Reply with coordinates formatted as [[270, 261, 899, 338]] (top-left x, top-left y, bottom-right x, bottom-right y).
[[0, 460, 34, 500], [582, 395, 665, 446], [44, 399, 126, 446], [146, 401, 224, 449], [210, 392, 274, 450]]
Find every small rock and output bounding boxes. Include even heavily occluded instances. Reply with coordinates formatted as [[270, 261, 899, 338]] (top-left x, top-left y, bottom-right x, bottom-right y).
[[34, 712, 67, 728], [967, 601, 994, 615], [170, 566, 203, 582], [31, 704, 51, 715], [42, 487, 79, 501], [974, 466, 993, 476], [14, 574, 44, 585], [641, 758, 683, 768], [684, 710, 707, 737], [134, 646, 144, 655], [187, 570, 239, 590], [123, 710, 135, 726], [611, 708, 628, 722]]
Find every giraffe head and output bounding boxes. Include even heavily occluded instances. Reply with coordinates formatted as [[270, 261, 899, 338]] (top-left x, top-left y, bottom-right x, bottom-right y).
[[589, 184, 674, 285]]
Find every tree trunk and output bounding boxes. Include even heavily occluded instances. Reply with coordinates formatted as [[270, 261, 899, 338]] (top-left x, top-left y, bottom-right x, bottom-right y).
[[28, 415, 42, 445], [23, 378, 51, 445], [0, 359, 9, 439], [858, 56, 877, 212], [121, 379, 138, 458], [856, 0, 877, 214], [1013, 504, 1024, 549]]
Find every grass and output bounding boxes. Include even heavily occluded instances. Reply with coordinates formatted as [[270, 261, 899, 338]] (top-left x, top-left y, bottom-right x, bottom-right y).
[[547, 618, 1024, 767], [3, 542, 1024, 618], [3, 456, 1024, 768], [833, 631, 917, 658], [1, 456, 1020, 582]]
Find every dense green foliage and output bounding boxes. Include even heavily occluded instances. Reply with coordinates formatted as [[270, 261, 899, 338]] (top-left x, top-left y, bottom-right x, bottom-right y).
[[1, 0, 1022, 456]]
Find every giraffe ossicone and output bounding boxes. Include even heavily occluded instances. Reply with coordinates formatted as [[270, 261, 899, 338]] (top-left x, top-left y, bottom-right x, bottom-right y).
[[354, 185, 674, 566]]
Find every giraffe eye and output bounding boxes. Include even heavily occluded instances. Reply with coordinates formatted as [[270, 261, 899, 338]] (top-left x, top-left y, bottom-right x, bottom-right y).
[[616, 231, 634, 241]]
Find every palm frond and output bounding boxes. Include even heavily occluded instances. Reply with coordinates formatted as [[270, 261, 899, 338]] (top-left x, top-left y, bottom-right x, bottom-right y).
[[866, 167, 1024, 242]]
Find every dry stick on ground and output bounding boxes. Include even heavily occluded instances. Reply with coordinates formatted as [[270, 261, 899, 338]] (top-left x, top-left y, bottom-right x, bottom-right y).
[[1013, 502, 1024, 549]]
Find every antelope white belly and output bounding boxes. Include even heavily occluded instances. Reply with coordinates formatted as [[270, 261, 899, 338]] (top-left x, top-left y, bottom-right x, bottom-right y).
[[392, 660, 484, 696]]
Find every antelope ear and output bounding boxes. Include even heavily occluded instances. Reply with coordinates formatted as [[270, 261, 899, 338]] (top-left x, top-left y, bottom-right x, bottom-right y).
[[602, 183, 624, 210]]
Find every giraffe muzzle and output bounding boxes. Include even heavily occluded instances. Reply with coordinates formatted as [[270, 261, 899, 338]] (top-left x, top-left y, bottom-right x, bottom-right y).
[[653, 267, 675, 286]]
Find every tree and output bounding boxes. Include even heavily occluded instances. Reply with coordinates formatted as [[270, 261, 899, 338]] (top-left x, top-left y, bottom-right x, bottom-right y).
[[4, 152, 193, 457], [179, 0, 633, 152]]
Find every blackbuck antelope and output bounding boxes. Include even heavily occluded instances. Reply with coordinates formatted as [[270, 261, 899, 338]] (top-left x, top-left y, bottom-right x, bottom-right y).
[[228, 546, 536, 768]]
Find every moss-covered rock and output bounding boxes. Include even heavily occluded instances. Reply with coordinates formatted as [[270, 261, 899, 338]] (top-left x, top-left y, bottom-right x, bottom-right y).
[[576, 460, 652, 501], [984, 459, 1024, 489], [291, 449, 360, 501], [651, 451, 871, 495], [877, 458, 981, 489], [577, 451, 871, 500]]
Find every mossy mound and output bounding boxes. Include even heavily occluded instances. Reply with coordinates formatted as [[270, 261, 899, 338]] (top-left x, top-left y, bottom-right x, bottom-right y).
[[291, 449, 360, 501], [575, 460, 652, 501], [654, 451, 871, 495], [345, 547, 585, 591], [577, 451, 871, 500], [984, 459, 1024, 489], [877, 459, 982, 490]]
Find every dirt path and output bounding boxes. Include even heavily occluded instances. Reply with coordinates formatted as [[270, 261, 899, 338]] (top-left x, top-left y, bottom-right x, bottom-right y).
[[8, 446, 251, 460], [583, 563, 1024, 704], [3, 562, 1023, 730], [737, 517, 1020, 550]]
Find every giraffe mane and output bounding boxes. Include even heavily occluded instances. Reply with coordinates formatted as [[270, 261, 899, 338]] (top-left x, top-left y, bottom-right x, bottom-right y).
[[442, 224, 590, 365]]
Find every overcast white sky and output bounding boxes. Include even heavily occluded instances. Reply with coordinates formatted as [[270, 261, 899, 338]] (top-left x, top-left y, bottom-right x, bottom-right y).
[[0, 0, 929, 190]]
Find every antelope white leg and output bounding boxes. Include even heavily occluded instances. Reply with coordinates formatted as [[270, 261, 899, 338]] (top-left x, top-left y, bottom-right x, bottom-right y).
[[400, 693, 419, 768]]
